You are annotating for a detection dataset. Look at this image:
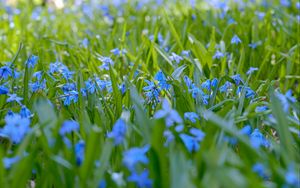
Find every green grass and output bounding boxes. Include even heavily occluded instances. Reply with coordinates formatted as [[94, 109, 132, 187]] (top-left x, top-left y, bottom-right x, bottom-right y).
[[0, 0, 299, 188]]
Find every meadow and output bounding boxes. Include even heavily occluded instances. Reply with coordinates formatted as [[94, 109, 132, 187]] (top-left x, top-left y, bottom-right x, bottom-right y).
[[0, 0, 299, 187]]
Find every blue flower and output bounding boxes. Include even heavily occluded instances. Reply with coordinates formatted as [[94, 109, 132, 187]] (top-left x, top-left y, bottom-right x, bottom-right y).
[[231, 74, 243, 85], [163, 130, 175, 146], [30, 79, 46, 92], [213, 51, 224, 59], [0, 66, 13, 79], [85, 79, 96, 94], [127, 170, 152, 188], [3, 156, 20, 169], [59, 120, 80, 136], [62, 83, 77, 92], [275, 90, 296, 112], [123, 145, 150, 170], [107, 119, 127, 145], [0, 85, 9, 95], [119, 83, 126, 94], [154, 99, 183, 127], [33, 71, 43, 80], [26, 55, 39, 68], [63, 90, 79, 106], [252, 163, 268, 179], [248, 43, 258, 49], [246, 67, 259, 75], [0, 113, 31, 144], [154, 71, 170, 90], [181, 50, 191, 57], [211, 78, 218, 88], [20, 105, 32, 118], [236, 86, 256, 99], [184, 112, 200, 123], [219, 81, 232, 93], [75, 140, 85, 166], [231, 35, 242, 44], [82, 38, 89, 48], [98, 56, 114, 70], [6, 93, 23, 104], [61, 69, 74, 80], [169, 52, 183, 64], [255, 106, 268, 113], [285, 165, 300, 187], [110, 48, 127, 56], [201, 80, 211, 90], [250, 129, 270, 149], [239, 125, 252, 136], [180, 133, 200, 152], [280, 0, 291, 7], [143, 80, 161, 102]]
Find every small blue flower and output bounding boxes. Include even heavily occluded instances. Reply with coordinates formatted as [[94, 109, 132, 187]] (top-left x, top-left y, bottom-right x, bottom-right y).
[[155, 71, 170, 90], [219, 81, 232, 93], [107, 119, 127, 145], [169, 52, 183, 64], [190, 128, 205, 141], [30, 79, 46, 92], [231, 74, 243, 85], [181, 50, 191, 57], [211, 78, 218, 88], [239, 125, 252, 136], [237, 86, 256, 99], [246, 67, 259, 75], [163, 130, 175, 146], [127, 170, 152, 188], [201, 80, 211, 90], [0, 66, 13, 79], [248, 43, 258, 49], [180, 133, 200, 152], [26, 55, 39, 68], [255, 106, 268, 113], [6, 93, 23, 104], [20, 105, 32, 118], [213, 51, 224, 59], [3, 156, 20, 169], [110, 48, 127, 56], [61, 69, 74, 80], [280, 0, 291, 7], [250, 129, 270, 149], [231, 35, 242, 44], [59, 120, 80, 136], [285, 165, 300, 187], [123, 145, 150, 170], [0, 113, 31, 144], [154, 99, 183, 127], [276, 90, 296, 112], [119, 83, 126, 94], [63, 90, 79, 106], [62, 83, 77, 92], [0, 85, 9, 95], [85, 79, 96, 94], [184, 112, 200, 123], [82, 38, 89, 48], [252, 163, 268, 179], [143, 80, 161, 102], [33, 71, 43, 80], [75, 140, 85, 166], [98, 56, 114, 70]]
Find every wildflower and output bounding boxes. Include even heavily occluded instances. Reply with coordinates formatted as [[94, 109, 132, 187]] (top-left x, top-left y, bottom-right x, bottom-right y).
[[285, 165, 300, 187], [184, 112, 200, 123], [154, 99, 183, 127], [201, 80, 211, 90], [119, 83, 126, 94], [33, 71, 43, 80], [252, 163, 268, 179], [163, 130, 175, 146], [0, 85, 9, 95], [180, 134, 199, 152], [82, 38, 89, 48], [63, 90, 79, 106], [255, 11, 265, 20], [127, 170, 152, 188], [219, 81, 232, 93], [236, 86, 256, 99], [75, 140, 85, 166], [107, 119, 127, 145], [26, 55, 39, 68], [154, 71, 170, 90], [98, 56, 114, 70], [0, 66, 13, 79], [255, 106, 268, 113], [110, 48, 127, 56], [85, 79, 96, 94], [143, 80, 161, 102], [59, 120, 80, 136], [0, 113, 31, 144], [211, 78, 218, 88], [248, 43, 258, 49], [6, 93, 23, 104], [231, 74, 243, 85], [30, 79, 46, 92], [246, 67, 259, 75], [213, 51, 224, 59], [111, 172, 126, 187], [123, 145, 150, 170], [3, 156, 20, 169], [250, 129, 270, 149], [62, 83, 77, 92], [240, 125, 252, 136], [280, 0, 290, 7], [169, 52, 183, 64], [61, 69, 74, 80], [20, 105, 32, 118], [181, 50, 191, 57], [231, 35, 242, 44], [276, 90, 296, 112]]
